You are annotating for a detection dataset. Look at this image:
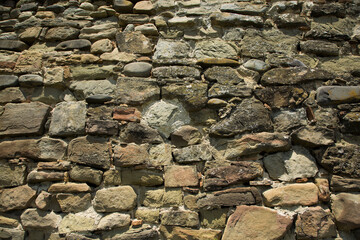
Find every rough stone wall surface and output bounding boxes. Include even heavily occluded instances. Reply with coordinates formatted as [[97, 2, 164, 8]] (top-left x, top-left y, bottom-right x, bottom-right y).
[[0, 0, 360, 239]]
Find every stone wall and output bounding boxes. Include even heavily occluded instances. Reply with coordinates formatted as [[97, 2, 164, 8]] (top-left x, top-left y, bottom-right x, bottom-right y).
[[0, 0, 360, 239]]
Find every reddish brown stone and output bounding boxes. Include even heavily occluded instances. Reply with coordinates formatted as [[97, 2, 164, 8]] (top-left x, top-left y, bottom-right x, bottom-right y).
[[0, 61, 16, 69], [164, 165, 198, 187], [113, 143, 149, 167], [113, 107, 141, 122]]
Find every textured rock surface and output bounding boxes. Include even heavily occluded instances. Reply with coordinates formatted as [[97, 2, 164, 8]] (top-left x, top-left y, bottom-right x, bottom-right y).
[[331, 193, 360, 230], [164, 165, 198, 187], [222, 205, 292, 240], [94, 186, 137, 212], [0, 185, 36, 212]]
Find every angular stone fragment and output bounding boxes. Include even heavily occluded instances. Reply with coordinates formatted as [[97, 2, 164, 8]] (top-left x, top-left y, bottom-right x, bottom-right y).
[[71, 65, 115, 80], [69, 165, 103, 186], [210, 98, 273, 137], [220, 3, 267, 16], [119, 122, 163, 144], [102, 224, 158, 240], [116, 32, 152, 54], [113, 143, 149, 167], [14, 50, 42, 73], [160, 210, 199, 227], [38, 137, 67, 161], [162, 83, 208, 110], [223, 132, 291, 160], [45, 27, 80, 41], [165, 165, 198, 187], [48, 183, 91, 193], [222, 206, 293, 240], [94, 186, 137, 212], [208, 83, 252, 98], [197, 187, 262, 209], [173, 144, 212, 163], [97, 213, 131, 230], [317, 86, 360, 105], [113, 107, 141, 122], [211, 12, 263, 27], [55, 39, 91, 51], [148, 143, 172, 166], [141, 189, 164, 208], [321, 144, 360, 178], [263, 183, 319, 207], [79, 23, 118, 42], [27, 170, 64, 183], [123, 62, 152, 77], [0, 185, 36, 212], [121, 169, 163, 186], [0, 161, 26, 187], [68, 136, 110, 170], [331, 175, 360, 192], [115, 77, 160, 105], [305, 18, 355, 41], [193, 39, 237, 59], [341, 112, 360, 135], [254, 86, 308, 109], [171, 125, 201, 147], [292, 125, 334, 147], [0, 40, 28, 51], [152, 66, 201, 80], [261, 68, 333, 86], [272, 109, 307, 132], [0, 75, 18, 89], [153, 39, 190, 59], [263, 146, 318, 182], [273, 13, 308, 28], [86, 119, 118, 135], [295, 206, 336, 239], [56, 193, 91, 213], [0, 102, 50, 137], [310, 3, 345, 18], [300, 40, 339, 57], [49, 101, 86, 137], [70, 80, 115, 100], [18, 74, 43, 87], [331, 193, 360, 230], [136, 208, 160, 223], [134, 23, 158, 36], [21, 209, 61, 230], [143, 100, 190, 138], [100, 48, 136, 63], [204, 66, 244, 84], [204, 162, 263, 191]]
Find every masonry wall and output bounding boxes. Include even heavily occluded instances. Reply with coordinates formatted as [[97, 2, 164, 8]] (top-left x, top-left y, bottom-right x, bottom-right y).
[[0, 0, 360, 239]]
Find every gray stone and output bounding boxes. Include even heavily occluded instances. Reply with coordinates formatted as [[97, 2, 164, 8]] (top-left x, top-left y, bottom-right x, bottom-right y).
[[208, 83, 252, 98], [134, 23, 158, 36], [0, 40, 28, 51], [86, 119, 118, 135], [118, 14, 150, 26], [97, 213, 131, 230], [116, 32, 153, 54], [173, 144, 212, 163], [68, 136, 110, 170], [38, 137, 67, 161], [49, 101, 86, 137], [143, 100, 191, 138], [0, 87, 25, 104], [261, 67, 333, 86], [120, 122, 162, 144], [152, 66, 201, 80], [0, 185, 36, 212], [44, 27, 80, 41], [210, 98, 273, 137], [0, 75, 18, 89], [160, 210, 199, 227], [272, 109, 307, 132], [115, 77, 160, 105], [197, 187, 262, 209], [263, 146, 318, 182], [153, 39, 190, 59], [94, 186, 137, 212], [222, 206, 292, 240], [273, 13, 308, 28], [305, 18, 355, 41], [18, 74, 43, 87], [300, 40, 339, 56], [70, 80, 115, 100], [0, 161, 26, 188], [243, 59, 270, 72], [0, 102, 50, 137], [123, 62, 152, 77], [79, 24, 118, 42], [148, 143, 172, 167], [171, 125, 201, 147], [211, 12, 263, 27], [55, 39, 91, 51], [292, 125, 335, 147], [43, 67, 64, 87], [86, 95, 113, 104], [0, 227, 24, 240], [220, 3, 267, 15], [69, 165, 103, 186], [193, 39, 238, 59], [204, 66, 244, 84], [317, 86, 360, 105], [21, 209, 61, 230], [90, 39, 113, 54]]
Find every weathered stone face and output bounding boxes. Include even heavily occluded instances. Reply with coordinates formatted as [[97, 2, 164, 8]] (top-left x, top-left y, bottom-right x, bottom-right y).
[[94, 186, 137, 212], [0, 185, 36, 212]]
